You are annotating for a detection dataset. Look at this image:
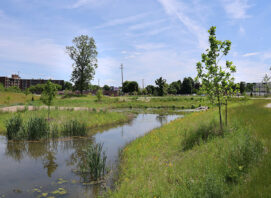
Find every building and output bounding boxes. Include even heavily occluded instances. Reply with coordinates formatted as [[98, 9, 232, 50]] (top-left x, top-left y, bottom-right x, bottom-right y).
[[0, 74, 64, 90], [252, 82, 271, 96]]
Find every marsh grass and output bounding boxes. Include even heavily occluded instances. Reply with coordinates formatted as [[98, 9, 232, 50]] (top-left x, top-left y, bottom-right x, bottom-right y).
[[6, 114, 23, 140], [62, 120, 87, 136], [81, 143, 107, 181], [24, 117, 49, 140]]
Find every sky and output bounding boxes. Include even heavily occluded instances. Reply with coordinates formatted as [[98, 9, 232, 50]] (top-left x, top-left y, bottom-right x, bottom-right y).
[[0, 0, 271, 87]]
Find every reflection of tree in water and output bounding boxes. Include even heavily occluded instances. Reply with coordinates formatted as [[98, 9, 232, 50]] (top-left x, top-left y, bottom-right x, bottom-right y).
[[5, 141, 27, 162], [64, 137, 94, 168], [156, 115, 168, 126], [5, 137, 95, 181], [5, 140, 59, 177], [43, 151, 58, 177]]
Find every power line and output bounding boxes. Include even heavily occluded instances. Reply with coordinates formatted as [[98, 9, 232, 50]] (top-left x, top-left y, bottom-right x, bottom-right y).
[[120, 64, 124, 90]]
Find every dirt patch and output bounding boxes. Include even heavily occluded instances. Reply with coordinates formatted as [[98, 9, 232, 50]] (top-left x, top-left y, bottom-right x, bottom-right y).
[[266, 103, 271, 108]]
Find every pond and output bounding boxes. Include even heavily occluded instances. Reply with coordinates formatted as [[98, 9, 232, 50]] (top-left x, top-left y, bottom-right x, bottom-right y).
[[0, 114, 182, 198]]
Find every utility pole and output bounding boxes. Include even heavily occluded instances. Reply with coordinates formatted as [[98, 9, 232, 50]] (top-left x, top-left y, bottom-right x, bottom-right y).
[[120, 64, 124, 91], [142, 79, 144, 89], [98, 79, 100, 87]]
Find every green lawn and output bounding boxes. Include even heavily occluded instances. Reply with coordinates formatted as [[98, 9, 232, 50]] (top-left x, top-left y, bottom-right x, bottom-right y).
[[108, 100, 271, 197]]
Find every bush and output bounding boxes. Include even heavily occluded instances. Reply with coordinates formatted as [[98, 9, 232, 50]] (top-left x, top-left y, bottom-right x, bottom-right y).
[[62, 120, 87, 136], [24, 117, 49, 140], [182, 121, 221, 151], [81, 143, 107, 181], [6, 115, 23, 140]]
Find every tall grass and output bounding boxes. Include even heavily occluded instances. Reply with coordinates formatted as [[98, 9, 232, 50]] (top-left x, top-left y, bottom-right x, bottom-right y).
[[24, 117, 49, 140], [61, 120, 87, 136], [81, 143, 107, 181], [5, 114, 23, 140], [108, 102, 265, 197]]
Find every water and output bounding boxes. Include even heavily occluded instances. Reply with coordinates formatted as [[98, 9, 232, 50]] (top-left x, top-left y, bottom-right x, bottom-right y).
[[0, 114, 181, 198]]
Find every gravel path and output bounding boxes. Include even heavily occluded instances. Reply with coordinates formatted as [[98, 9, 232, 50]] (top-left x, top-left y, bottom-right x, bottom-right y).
[[0, 105, 91, 113]]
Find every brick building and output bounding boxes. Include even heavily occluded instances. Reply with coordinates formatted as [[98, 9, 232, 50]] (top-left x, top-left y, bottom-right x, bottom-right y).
[[0, 74, 64, 90]]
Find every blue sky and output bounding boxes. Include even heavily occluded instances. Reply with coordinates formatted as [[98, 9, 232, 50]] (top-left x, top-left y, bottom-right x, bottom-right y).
[[0, 0, 271, 86]]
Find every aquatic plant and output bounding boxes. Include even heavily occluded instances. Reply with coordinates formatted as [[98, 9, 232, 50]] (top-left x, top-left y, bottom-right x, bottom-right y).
[[62, 120, 87, 136], [82, 143, 107, 181], [6, 114, 23, 140], [24, 117, 49, 140]]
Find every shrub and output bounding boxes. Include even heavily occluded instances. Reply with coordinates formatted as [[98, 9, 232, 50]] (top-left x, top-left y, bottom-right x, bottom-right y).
[[24, 117, 49, 140], [191, 104, 195, 109], [182, 121, 221, 151], [81, 143, 107, 181], [6, 115, 23, 140], [62, 120, 87, 136]]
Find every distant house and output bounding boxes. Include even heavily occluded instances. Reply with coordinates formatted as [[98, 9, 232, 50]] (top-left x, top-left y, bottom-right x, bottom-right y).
[[252, 82, 271, 96], [0, 74, 64, 90]]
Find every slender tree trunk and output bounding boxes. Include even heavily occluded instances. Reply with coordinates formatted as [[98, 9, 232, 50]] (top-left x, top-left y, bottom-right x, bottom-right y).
[[218, 95, 223, 132], [225, 99, 228, 127], [48, 105, 50, 120]]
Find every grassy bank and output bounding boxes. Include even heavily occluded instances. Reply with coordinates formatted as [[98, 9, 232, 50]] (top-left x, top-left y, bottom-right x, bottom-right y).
[[29, 95, 209, 109], [0, 92, 39, 107], [109, 100, 270, 197], [0, 110, 132, 135]]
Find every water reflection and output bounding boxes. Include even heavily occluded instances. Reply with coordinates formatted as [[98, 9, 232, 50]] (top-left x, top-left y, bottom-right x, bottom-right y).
[[0, 114, 181, 198]]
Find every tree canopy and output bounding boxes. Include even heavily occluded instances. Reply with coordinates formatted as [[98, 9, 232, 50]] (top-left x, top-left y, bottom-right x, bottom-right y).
[[66, 35, 98, 94]]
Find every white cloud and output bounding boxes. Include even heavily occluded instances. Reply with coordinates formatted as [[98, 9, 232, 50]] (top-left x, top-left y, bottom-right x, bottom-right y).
[[134, 43, 166, 51], [68, 0, 107, 9], [222, 0, 251, 19], [239, 26, 245, 35], [128, 19, 166, 31], [94, 13, 150, 29], [243, 52, 259, 57], [157, 0, 208, 50]]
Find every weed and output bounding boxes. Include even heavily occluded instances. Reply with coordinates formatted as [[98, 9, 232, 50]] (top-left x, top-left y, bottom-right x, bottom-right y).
[[24, 117, 49, 140], [81, 143, 107, 181], [6, 115, 23, 140], [62, 120, 87, 136]]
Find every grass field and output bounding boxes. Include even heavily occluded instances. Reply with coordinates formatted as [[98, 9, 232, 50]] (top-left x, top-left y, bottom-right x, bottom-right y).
[[0, 109, 132, 135], [0, 92, 39, 107], [30, 95, 210, 110], [108, 100, 271, 197]]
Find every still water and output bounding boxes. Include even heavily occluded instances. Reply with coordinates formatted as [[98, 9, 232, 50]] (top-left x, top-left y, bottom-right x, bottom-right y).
[[0, 114, 181, 198]]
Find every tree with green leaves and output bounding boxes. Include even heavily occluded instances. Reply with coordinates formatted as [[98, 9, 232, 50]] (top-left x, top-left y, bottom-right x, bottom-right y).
[[181, 77, 193, 94], [196, 26, 236, 132], [41, 81, 58, 120], [122, 81, 139, 94], [66, 35, 98, 95], [96, 89, 103, 102], [155, 77, 167, 96]]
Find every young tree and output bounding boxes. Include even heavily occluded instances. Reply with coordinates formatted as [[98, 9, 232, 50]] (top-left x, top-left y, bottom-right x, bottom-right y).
[[66, 35, 98, 95], [262, 73, 271, 95], [155, 77, 167, 96], [96, 89, 103, 102], [41, 81, 58, 120], [196, 26, 236, 132]]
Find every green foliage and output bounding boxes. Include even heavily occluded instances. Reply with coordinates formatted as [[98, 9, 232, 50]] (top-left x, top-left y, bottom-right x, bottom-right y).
[[168, 80, 181, 95], [103, 84, 110, 91], [155, 77, 167, 96], [96, 89, 103, 102], [146, 85, 156, 95], [182, 120, 221, 151], [66, 35, 98, 94], [41, 80, 58, 119], [82, 143, 107, 181], [6, 115, 23, 140], [63, 81, 73, 90], [196, 26, 236, 131], [122, 81, 139, 94], [6, 86, 21, 93], [62, 120, 87, 136], [29, 84, 45, 94], [24, 117, 49, 140], [181, 77, 194, 94]]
